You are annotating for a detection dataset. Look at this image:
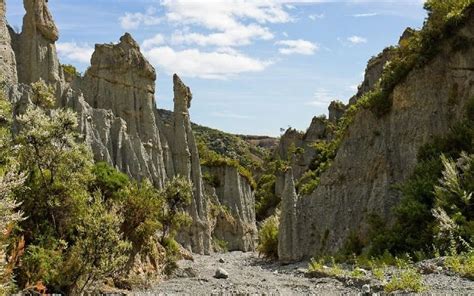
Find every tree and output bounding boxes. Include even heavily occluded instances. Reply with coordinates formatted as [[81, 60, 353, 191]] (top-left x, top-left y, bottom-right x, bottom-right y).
[[158, 176, 192, 245], [0, 87, 24, 294]]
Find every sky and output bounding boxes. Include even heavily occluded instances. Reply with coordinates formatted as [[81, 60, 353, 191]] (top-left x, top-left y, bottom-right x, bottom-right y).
[[6, 0, 427, 136]]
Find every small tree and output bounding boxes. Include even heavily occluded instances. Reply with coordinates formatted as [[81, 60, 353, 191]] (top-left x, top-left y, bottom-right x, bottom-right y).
[[432, 153, 473, 253], [159, 176, 192, 245], [0, 84, 24, 293]]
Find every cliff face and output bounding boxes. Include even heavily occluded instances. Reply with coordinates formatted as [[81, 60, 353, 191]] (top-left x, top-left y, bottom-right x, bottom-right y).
[[278, 12, 474, 260], [14, 0, 61, 85], [275, 103, 340, 181], [0, 0, 17, 84], [204, 165, 257, 252], [171, 74, 211, 254], [0, 0, 255, 255]]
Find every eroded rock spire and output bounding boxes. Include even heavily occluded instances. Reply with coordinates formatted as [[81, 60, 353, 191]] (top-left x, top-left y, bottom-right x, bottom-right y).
[[172, 74, 211, 254], [16, 0, 61, 84]]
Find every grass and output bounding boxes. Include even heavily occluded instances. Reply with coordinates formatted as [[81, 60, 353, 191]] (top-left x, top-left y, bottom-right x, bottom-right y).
[[445, 252, 474, 280], [385, 268, 426, 293]]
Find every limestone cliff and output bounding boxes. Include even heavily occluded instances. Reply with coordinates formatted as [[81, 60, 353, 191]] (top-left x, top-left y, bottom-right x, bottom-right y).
[[278, 10, 474, 260], [171, 74, 211, 254], [275, 104, 337, 181], [204, 165, 257, 252], [1, 0, 222, 255], [277, 169, 300, 262], [14, 0, 61, 85], [0, 0, 17, 84], [77, 33, 168, 187]]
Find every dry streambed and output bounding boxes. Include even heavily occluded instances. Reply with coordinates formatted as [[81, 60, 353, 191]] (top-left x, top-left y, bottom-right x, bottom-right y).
[[133, 252, 474, 295]]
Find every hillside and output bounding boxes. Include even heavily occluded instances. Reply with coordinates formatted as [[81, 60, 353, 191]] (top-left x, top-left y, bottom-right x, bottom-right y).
[[157, 108, 277, 170]]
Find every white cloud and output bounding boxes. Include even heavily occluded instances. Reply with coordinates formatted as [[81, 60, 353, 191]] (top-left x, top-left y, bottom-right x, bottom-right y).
[[171, 24, 273, 47], [306, 88, 335, 106], [56, 42, 94, 64], [353, 12, 378, 17], [119, 7, 161, 30], [142, 34, 165, 50], [309, 13, 325, 20], [143, 46, 273, 79], [347, 35, 367, 44], [276, 39, 318, 55], [157, 0, 292, 47]]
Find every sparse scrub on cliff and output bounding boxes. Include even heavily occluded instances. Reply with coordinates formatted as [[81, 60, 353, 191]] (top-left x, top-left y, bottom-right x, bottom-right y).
[[255, 160, 289, 221], [198, 140, 256, 189], [363, 0, 474, 117], [257, 214, 279, 259], [367, 96, 474, 257], [62, 64, 80, 77]]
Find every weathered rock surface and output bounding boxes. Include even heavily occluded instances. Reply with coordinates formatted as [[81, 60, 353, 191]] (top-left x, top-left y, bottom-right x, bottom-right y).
[[275, 113, 332, 181], [77, 33, 168, 187], [0, 0, 17, 83], [204, 165, 257, 252], [171, 74, 211, 254], [2, 0, 219, 255], [14, 0, 61, 85], [279, 10, 474, 260], [277, 169, 300, 263]]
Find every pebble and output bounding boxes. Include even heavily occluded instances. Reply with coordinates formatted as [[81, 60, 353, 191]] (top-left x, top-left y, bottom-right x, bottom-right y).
[[215, 267, 229, 279]]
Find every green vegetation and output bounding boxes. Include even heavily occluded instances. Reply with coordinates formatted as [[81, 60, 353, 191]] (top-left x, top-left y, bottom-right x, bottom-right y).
[[368, 97, 474, 258], [384, 268, 425, 293], [362, 0, 474, 117], [0, 81, 194, 293], [255, 159, 289, 221], [62, 64, 80, 77], [198, 139, 257, 189], [257, 214, 279, 259]]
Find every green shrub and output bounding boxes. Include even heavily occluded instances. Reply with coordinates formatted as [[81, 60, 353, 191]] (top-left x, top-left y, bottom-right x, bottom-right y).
[[384, 268, 425, 293], [62, 64, 80, 77], [368, 98, 474, 256], [257, 214, 279, 259], [91, 162, 129, 201], [445, 251, 474, 280], [212, 238, 229, 253]]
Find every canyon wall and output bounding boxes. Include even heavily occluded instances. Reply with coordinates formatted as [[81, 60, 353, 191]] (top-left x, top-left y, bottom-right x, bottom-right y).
[[278, 10, 474, 260], [0, 0, 257, 255]]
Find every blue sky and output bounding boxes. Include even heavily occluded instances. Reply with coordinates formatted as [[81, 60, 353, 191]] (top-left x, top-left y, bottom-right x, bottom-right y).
[[6, 0, 426, 136]]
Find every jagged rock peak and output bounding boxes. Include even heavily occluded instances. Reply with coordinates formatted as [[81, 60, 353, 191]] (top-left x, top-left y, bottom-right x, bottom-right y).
[[23, 0, 58, 42], [278, 168, 301, 263], [88, 33, 156, 90], [0, 0, 18, 84], [328, 100, 347, 123], [172, 74, 211, 254], [173, 73, 192, 109], [120, 32, 140, 48]]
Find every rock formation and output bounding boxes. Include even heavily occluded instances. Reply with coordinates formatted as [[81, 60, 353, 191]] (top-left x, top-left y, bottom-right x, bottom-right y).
[[0, 0, 232, 255], [204, 165, 257, 251], [77, 33, 168, 187], [14, 0, 61, 85], [277, 169, 300, 262], [171, 74, 211, 254], [0, 0, 17, 84], [278, 10, 474, 260]]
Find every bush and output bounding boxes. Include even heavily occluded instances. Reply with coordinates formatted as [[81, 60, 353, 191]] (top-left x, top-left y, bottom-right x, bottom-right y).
[[257, 214, 279, 259], [91, 162, 129, 201], [62, 64, 80, 77], [384, 268, 425, 293], [120, 179, 162, 255]]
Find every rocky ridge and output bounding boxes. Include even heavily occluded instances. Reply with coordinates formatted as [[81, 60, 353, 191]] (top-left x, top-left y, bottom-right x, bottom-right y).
[[278, 8, 474, 260], [0, 0, 257, 255]]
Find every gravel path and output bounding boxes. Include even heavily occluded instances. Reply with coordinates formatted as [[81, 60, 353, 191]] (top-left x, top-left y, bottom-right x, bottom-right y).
[[135, 251, 474, 295]]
